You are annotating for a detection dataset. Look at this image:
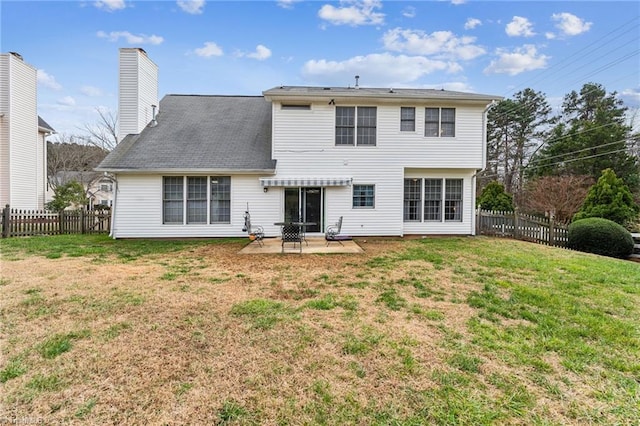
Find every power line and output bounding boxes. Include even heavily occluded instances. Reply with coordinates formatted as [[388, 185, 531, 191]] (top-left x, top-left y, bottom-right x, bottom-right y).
[[525, 138, 630, 167], [523, 147, 631, 172]]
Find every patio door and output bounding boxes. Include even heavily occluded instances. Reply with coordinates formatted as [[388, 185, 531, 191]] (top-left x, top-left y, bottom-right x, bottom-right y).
[[283, 187, 323, 233]]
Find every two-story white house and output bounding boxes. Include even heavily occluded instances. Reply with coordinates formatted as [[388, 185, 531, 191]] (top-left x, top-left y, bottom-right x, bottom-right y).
[[97, 48, 500, 239]]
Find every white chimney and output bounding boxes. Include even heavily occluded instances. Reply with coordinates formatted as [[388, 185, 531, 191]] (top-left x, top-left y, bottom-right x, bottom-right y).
[[118, 48, 158, 141]]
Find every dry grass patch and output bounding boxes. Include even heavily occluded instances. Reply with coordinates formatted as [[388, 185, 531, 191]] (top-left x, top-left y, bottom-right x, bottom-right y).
[[1, 235, 639, 424]]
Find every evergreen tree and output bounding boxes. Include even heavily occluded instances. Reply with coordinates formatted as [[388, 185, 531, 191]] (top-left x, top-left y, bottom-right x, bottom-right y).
[[46, 181, 87, 212], [574, 168, 639, 226], [528, 83, 639, 191], [477, 181, 514, 212], [485, 89, 553, 205]]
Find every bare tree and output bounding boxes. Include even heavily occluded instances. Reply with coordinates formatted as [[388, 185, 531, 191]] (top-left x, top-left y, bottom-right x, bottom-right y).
[[521, 175, 593, 222], [47, 134, 108, 192], [80, 107, 119, 151]]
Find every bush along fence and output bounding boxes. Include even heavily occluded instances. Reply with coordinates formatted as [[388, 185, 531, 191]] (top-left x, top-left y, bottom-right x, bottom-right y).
[[1, 205, 111, 238], [476, 208, 569, 248]]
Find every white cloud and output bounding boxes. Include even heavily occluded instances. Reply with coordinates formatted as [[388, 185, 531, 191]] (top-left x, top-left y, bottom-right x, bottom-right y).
[[57, 96, 76, 106], [246, 45, 272, 61], [277, 0, 301, 9], [620, 88, 640, 107], [484, 45, 549, 75], [505, 16, 536, 37], [382, 28, 486, 61], [464, 18, 481, 30], [97, 30, 164, 45], [194, 42, 223, 57], [318, 0, 384, 26], [402, 6, 416, 18], [451, 0, 465, 4], [552, 12, 592, 36], [81, 86, 103, 97], [177, 0, 205, 15], [37, 70, 62, 90], [302, 52, 461, 86], [545, 32, 556, 40], [94, 0, 126, 11]]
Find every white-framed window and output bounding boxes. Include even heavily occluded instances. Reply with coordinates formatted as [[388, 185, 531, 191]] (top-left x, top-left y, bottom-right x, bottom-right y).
[[403, 178, 463, 222], [187, 177, 207, 224], [281, 104, 311, 110], [336, 106, 377, 146], [400, 107, 416, 132], [100, 184, 112, 192], [445, 178, 463, 221], [424, 179, 443, 221], [163, 177, 184, 224], [210, 176, 231, 223], [403, 178, 421, 221], [162, 176, 231, 225], [353, 184, 375, 208], [425, 107, 456, 137]]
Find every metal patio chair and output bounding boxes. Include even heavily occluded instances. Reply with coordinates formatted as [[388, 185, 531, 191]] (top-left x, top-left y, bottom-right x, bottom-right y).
[[281, 223, 302, 253], [325, 216, 352, 246], [242, 209, 264, 247]]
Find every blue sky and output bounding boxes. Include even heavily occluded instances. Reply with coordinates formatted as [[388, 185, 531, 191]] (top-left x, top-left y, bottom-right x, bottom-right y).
[[2, 0, 639, 138]]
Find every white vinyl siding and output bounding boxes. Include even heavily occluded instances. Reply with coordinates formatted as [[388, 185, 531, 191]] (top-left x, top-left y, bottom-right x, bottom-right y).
[[118, 48, 158, 141], [112, 174, 281, 238], [269, 99, 487, 236], [0, 53, 41, 209]]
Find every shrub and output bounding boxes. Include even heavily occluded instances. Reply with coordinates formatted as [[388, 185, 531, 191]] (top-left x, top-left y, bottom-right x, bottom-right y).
[[568, 217, 634, 259], [477, 181, 514, 212], [574, 169, 639, 226]]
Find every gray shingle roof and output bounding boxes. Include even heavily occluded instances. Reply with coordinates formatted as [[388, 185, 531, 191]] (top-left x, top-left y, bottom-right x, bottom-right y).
[[263, 86, 501, 103], [38, 116, 55, 132], [97, 95, 275, 172]]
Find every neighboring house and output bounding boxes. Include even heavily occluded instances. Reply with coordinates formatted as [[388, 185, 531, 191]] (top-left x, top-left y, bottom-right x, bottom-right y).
[[0, 52, 55, 210], [48, 171, 114, 209], [97, 48, 501, 238]]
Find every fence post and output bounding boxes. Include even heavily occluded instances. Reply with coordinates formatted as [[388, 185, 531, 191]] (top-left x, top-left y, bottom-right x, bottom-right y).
[[549, 212, 555, 246], [80, 209, 86, 234], [2, 204, 10, 238], [513, 208, 520, 239]]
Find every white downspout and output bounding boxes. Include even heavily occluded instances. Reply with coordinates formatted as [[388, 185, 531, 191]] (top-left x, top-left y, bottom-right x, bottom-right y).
[[472, 100, 497, 236], [109, 174, 118, 239]]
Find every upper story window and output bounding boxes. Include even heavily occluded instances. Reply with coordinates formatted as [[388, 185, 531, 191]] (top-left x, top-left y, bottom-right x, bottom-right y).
[[425, 107, 456, 137], [281, 104, 311, 110], [400, 107, 416, 132], [336, 106, 377, 146]]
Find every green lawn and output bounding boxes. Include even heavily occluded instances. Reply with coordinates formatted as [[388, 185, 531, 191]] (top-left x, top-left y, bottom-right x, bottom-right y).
[[1, 234, 639, 425]]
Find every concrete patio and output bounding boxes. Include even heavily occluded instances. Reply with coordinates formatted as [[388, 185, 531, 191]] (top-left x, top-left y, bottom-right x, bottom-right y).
[[238, 237, 364, 254]]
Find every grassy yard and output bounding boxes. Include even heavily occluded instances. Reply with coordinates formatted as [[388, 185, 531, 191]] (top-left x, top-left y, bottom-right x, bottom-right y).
[[1, 235, 639, 425]]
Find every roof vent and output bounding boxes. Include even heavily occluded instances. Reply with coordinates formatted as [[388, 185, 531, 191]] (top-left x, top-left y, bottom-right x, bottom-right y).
[[355, 75, 360, 89], [149, 104, 158, 127], [9, 52, 23, 61]]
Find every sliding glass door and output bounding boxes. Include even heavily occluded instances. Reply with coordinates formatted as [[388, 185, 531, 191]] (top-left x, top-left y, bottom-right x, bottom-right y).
[[283, 187, 324, 233]]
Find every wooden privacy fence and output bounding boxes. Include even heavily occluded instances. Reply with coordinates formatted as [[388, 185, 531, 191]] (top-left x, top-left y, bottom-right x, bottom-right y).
[[1, 205, 111, 238], [476, 209, 568, 248]]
